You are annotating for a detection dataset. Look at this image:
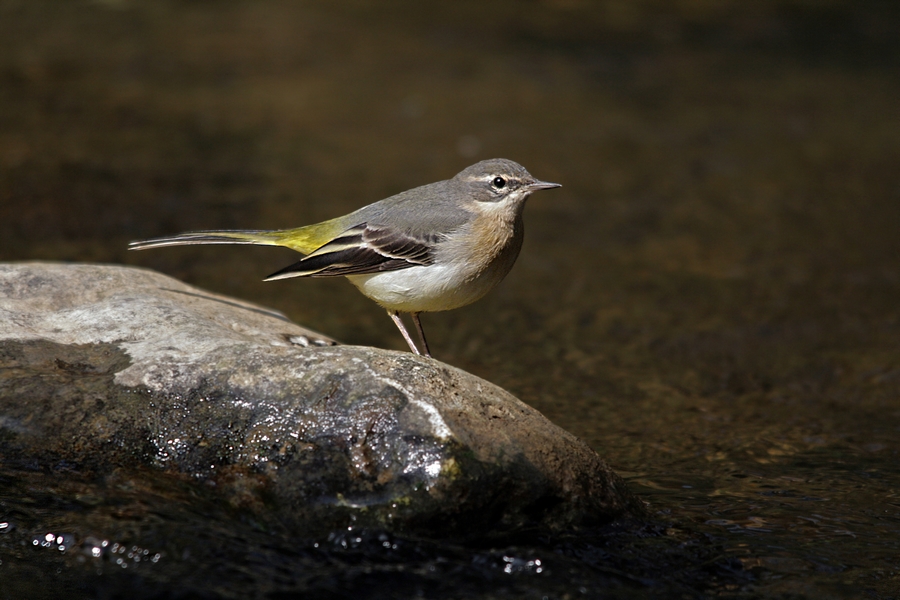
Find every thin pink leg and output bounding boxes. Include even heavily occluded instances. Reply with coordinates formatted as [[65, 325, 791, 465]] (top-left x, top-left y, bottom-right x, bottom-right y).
[[411, 312, 431, 358], [387, 310, 421, 355]]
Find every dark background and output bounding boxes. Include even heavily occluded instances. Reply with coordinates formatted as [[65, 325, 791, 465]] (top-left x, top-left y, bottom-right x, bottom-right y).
[[2, 0, 899, 597]]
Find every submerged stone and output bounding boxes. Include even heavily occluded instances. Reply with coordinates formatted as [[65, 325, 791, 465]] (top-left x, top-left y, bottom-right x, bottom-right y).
[[0, 262, 642, 538]]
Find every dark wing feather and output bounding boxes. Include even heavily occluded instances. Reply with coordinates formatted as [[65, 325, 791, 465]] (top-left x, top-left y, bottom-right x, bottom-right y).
[[264, 224, 437, 280]]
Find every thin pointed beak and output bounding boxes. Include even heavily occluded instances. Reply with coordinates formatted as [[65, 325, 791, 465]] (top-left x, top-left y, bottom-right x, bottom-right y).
[[528, 179, 562, 191]]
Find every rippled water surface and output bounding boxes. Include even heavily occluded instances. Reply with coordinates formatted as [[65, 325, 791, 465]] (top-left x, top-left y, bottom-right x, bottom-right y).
[[2, 1, 899, 598]]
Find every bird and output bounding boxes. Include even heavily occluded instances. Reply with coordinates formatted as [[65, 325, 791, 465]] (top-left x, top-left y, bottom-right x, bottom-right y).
[[129, 158, 560, 357]]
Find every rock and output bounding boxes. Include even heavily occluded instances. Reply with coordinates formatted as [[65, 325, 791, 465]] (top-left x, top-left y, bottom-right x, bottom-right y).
[[0, 262, 642, 538]]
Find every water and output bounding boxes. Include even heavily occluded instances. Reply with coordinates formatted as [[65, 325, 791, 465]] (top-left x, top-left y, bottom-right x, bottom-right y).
[[1, 0, 899, 597], [0, 463, 740, 598]]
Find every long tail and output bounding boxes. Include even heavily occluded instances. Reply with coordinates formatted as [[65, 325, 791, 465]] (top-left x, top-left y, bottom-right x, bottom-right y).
[[129, 230, 289, 250], [129, 220, 345, 255]]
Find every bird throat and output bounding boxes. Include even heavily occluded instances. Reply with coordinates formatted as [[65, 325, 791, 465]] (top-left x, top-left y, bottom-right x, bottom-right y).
[[450, 201, 524, 283]]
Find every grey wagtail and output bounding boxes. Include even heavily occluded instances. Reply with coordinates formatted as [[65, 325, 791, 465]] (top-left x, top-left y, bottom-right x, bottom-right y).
[[129, 158, 560, 357]]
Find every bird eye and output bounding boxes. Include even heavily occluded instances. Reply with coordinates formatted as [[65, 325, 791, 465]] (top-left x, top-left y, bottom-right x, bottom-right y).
[[491, 176, 506, 189]]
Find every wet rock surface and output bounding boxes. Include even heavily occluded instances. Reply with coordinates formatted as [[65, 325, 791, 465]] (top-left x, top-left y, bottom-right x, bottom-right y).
[[0, 262, 641, 539]]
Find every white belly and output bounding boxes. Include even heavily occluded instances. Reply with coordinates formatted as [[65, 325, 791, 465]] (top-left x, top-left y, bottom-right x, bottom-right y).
[[347, 263, 502, 313]]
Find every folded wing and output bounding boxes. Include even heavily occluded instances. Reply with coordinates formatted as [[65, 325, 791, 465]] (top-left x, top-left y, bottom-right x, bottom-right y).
[[265, 224, 438, 280]]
